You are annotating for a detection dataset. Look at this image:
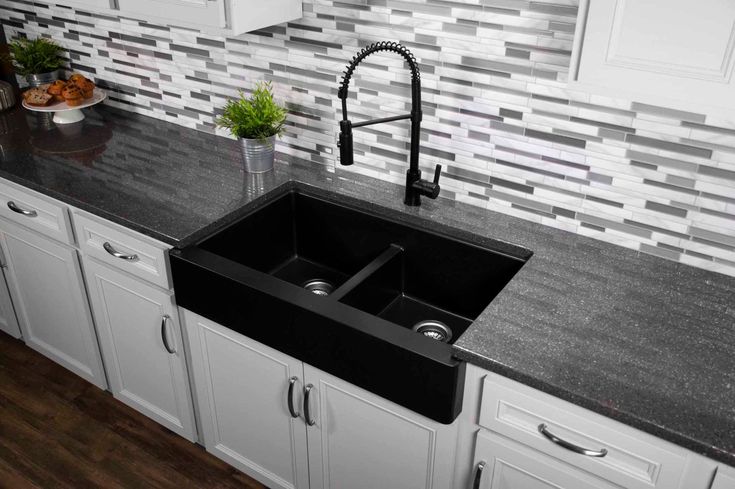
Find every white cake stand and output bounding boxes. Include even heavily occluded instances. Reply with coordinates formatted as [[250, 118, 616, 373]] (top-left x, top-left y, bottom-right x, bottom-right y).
[[22, 89, 107, 124]]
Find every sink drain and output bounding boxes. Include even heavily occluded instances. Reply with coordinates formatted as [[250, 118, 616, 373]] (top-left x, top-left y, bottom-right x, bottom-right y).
[[302, 279, 335, 296], [412, 320, 452, 342]]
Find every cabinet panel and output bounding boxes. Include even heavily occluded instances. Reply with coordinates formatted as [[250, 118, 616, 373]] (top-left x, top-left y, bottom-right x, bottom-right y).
[[117, 0, 225, 29], [573, 0, 735, 114], [712, 464, 735, 489], [73, 211, 171, 290], [182, 310, 309, 489], [84, 259, 195, 441], [473, 431, 619, 489], [0, 268, 20, 339], [0, 219, 106, 388], [304, 364, 457, 489]]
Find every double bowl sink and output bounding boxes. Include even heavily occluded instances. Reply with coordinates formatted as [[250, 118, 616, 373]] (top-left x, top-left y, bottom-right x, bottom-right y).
[[170, 185, 530, 423]]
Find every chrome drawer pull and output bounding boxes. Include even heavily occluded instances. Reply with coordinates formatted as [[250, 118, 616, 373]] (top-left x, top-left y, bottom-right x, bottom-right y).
[[103, 241, 139, 261], [538, 423, 608, 457], [161, 314, 176, 354], [472, 461, 485, 489], [7, 201, 37, 217], [287, 377, 300, 418], [304, 384, 316, 426]]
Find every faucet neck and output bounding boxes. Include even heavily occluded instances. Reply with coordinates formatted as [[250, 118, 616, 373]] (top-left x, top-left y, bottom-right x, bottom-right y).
[[338, 41, 422, 137]]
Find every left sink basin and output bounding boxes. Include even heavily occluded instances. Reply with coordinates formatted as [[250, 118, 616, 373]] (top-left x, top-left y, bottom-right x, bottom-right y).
[[171, 185, 530, 423], [197, 188, 378, 293]]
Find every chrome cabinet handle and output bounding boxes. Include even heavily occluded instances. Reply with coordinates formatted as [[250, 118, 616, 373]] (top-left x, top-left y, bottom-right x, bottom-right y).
[[304, 384, 316, 426], [7, 201, 37, 217], [161, 314, 176, 354], [471, 461, 485, 489], [287, 377, 300, 418], [538, 423, 608, 457], [103, 241, 139, 261]]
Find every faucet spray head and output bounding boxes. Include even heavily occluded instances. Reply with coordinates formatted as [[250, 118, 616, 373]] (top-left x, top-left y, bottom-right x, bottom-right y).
[[338, 119, 354, 166]]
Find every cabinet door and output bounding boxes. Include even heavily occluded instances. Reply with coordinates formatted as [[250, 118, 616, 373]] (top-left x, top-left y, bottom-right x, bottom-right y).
[[117, 0, 225, 29], [573, 0, 735, 114], [0, 220, 106, 388], [472, 431, 619, 489], [303, 364, 457, 489], [712, 464, 735, 489], [0, 267, 20, 339], [84, 259, 195, 441], [181, 310, 309, 489]]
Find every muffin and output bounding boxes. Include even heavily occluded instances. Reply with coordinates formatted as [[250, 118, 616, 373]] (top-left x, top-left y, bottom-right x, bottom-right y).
[[47, 80, 67, 103], [74, 78, 95, 99], [62, 85, 84, 106], [68, 73, 87, 85]]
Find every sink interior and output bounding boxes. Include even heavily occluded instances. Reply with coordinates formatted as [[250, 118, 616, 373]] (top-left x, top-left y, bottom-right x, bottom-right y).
[[199, 191, 378, 291], [198, 190, 528, 341], [338, 237, 523, 343]]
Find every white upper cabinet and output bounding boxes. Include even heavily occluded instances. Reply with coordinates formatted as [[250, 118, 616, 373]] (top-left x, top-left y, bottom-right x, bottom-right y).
[[116, 0, 302, 35], [571, 0, 735, 114]]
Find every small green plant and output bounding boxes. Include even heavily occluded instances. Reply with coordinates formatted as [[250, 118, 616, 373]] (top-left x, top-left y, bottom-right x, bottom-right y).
[[217, 81, 287, 141], [6, 37, 65, 76]]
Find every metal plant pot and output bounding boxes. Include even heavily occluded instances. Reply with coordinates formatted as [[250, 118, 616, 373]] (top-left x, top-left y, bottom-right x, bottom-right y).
[[239, 135, 275, 173], [26, 70, 59, 87]]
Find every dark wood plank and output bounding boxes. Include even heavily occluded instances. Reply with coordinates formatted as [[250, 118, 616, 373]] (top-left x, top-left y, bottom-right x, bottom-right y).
[[0, 332, 267, 489]]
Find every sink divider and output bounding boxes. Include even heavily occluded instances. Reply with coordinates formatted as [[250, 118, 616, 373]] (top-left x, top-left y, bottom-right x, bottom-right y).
[[329, 244, 404, 301]]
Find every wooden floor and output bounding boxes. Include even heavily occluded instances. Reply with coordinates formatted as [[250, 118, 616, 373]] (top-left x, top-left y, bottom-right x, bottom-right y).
[[0, 332, 267, 489]]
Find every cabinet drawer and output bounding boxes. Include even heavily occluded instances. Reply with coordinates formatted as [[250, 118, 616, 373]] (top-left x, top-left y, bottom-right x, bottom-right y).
[[472, 430, 619, 489], [479, 374, 688, 489], [72, 211, 171, 289], [0, 180, 74, 244]]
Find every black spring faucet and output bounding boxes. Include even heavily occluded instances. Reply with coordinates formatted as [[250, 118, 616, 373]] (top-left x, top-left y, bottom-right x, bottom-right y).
[[337, 41, 441, 206]]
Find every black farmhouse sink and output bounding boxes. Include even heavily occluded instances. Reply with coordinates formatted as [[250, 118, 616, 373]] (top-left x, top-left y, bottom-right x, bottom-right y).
[[170, 185, 529, 423]]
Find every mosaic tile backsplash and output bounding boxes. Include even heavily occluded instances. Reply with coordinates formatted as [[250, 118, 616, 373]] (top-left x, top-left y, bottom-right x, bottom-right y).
[[2, 0, 734, 277]]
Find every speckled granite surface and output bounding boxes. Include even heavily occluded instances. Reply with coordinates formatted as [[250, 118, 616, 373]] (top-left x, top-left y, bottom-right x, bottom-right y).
[[1, 105, 733, 467]]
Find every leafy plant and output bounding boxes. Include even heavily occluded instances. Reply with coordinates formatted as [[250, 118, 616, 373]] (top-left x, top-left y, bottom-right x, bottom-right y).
[[217, 81, 287, 141], [6, 37, 65, 76]]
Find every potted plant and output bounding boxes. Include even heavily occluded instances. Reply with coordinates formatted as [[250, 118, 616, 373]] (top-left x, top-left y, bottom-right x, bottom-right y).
[[217, 81, 287, 173], [7, 37, 64, 87]]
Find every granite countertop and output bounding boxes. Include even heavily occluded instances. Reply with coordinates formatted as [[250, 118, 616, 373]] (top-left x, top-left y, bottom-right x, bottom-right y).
[[1, 105, 733, 467]]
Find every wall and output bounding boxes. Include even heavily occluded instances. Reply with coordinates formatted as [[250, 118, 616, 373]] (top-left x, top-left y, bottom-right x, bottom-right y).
[[2, 0, 734, 277]]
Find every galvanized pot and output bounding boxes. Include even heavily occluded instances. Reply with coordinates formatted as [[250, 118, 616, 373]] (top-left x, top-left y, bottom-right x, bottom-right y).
[[239, 135, 275, 173], [26, 70, 59, 87]]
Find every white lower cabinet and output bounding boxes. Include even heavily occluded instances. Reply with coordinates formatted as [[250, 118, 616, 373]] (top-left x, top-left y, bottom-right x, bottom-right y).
[[182, 309, 458, 489], [0, 218, 106, 388], [182, 309, 309, 489], [471, 431, 618, 489], [0, 268, 20, 338], [83, 258, 196, 441]]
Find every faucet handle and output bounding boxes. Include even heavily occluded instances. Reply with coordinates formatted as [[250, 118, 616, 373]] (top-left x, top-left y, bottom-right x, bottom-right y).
[[433, 164, 442, 184]]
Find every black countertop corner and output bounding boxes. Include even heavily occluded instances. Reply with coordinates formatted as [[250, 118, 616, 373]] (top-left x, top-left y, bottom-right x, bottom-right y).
[[1, 105, 733, 467]]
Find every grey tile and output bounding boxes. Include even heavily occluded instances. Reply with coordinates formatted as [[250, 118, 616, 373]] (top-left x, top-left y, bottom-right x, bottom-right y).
[[625, 134, 712, 159], [698, 164, 735, 181], [632, 102, 706, 123], [525, 128, 586, 148], [645, 201, 688, 218]]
